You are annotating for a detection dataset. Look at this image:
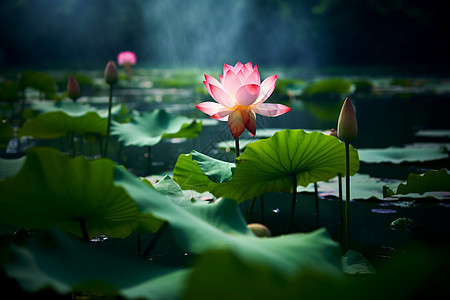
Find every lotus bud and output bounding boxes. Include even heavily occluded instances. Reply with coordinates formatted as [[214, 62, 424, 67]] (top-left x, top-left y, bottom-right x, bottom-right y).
[[104, 60, 118, 85], [329, 128, 338, 138], [248, 223, 271, 237], [337, 97, 358, 142], [66, 75, 80, 101]]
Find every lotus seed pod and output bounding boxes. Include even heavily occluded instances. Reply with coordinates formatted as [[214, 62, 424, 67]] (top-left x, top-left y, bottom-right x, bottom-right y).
[[337, 97, 358, 142], [104, 60, 118, 85], [248, 223, 271, 237], [66, 75, 80, 101]]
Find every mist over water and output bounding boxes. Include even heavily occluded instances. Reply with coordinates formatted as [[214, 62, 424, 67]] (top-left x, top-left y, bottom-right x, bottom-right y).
[[0, 0, 448, 71]]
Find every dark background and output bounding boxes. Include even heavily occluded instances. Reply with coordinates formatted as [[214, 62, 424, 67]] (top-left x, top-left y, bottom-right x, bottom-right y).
[[0, 0, 448, 72]]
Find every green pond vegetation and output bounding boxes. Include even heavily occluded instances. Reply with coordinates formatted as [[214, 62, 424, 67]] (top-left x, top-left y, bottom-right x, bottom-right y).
[[0, 68, 449, 299]]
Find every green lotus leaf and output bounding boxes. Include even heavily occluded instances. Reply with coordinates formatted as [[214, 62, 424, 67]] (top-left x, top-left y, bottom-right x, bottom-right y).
[[0, 156, 25, 180], [0, 147, 163, 238], [358, 146, 448, 164], [5, 229, 189, 299], [394, 168, 450, 195], [0, 119, 14, 151], [184, 249, 343, 300], [115, 167, 342, 276], [18, 110, 107, 139], [154, 175, 195, 207], [18, 70, 57, 99], [298, 174, 403, 200], [111, 109, 202, 147], [302, 78, 354, 99], [210, 129, 359, 202]]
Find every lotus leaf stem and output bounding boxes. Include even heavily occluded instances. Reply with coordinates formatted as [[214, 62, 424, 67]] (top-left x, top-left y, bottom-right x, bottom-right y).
[[77, 218, 89, 242], [142, 221, 169, 259], [338, 173, 343, 243], [345, 142, 351, 251], [102, 84, 114, 158], [287, 174, 297, 232], [147, 146, 152, 175], [235, 137, 240, 158], [314, 182, 319, 228]]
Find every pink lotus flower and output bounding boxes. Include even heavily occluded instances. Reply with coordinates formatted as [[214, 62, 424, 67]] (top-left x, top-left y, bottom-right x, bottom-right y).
[[117, 51, 137, 66], [197, 62, 291, 139]]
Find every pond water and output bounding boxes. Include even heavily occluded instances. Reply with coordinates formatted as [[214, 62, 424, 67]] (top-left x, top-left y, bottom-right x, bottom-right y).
[[5, 69, 450, 265]]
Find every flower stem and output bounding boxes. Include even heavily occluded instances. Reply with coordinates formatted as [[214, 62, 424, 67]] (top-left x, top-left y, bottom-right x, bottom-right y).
[[102, 84, 114, 158], [69, 132, 76, 157], [142, 221, 169, 259], [338, 173, 343, 244], [235, 137, 240, 158], [314, 182, 319, 228], [78, 218, 89, 242], [147, 146, 152, 175], [345, 142, 351, 251], [287, 174, 297, 233]]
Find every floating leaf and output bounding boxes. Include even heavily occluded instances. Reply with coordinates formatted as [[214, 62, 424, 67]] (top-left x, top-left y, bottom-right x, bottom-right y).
[[5, 229, 189, 299], [0, 156, 25, 180], [358, 146, 448, 164], [298, 174, 403, 200], [18, 110, 107, 139], [342, 250, 376, 275], [395, 168, 450, 195], [0, 147, 163, 238], [115, 167, 342, 276], [111, 109, 202, 147]]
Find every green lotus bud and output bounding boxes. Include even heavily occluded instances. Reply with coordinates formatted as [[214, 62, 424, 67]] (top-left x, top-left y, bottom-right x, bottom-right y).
[[337, 97, 358, 142], [104, 60, 118, 85], [248, 223, 271, 237], [66, 75, 80, 101]]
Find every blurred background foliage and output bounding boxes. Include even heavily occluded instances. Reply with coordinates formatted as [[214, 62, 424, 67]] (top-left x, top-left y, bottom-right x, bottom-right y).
[[0, 0, 448, 72]]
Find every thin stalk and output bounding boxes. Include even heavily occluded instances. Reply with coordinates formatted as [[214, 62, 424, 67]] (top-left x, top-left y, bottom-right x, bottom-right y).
[[102, 84, 114, 158], [248, 198, 256, 215], [235, 137, 240, 158], [260, 195, 265, 224], [78, 218, 89, 242], [338, 173, 343, 244], [314, 182, 319, 228], [142, 222, 169, 259], [287, 174, 297, 233], [345, 142, 351, 251]]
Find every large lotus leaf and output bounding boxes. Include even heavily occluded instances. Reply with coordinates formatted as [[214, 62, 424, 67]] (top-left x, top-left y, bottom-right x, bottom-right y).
[[111, 109, 202, 147], [5, 229, 189, 300], [0, 147, 163, 238], [178, 129, 359, 203], [115, 167, 342, 276], [18, 70, 57, 99], [358, 146, 448, 164], [298, 174, 403, 200], [18, 110, 107, 139], [394, 168, 450, 195], [183, 249, 344, 300]]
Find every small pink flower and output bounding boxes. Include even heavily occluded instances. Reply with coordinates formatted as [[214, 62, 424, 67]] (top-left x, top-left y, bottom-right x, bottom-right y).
[[66, 75, 80, 101], [337, 97, 358, 142], [196, 62, 291, 139], [117, 51, 137, 66]]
